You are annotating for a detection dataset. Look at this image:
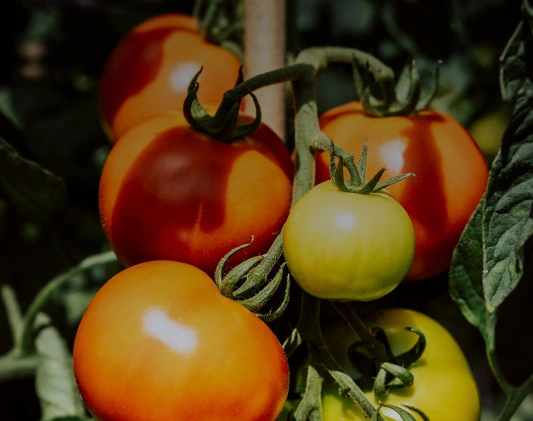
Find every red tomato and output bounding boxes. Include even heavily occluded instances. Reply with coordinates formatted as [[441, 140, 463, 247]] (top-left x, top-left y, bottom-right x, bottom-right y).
[[73, 260, 289, 421], [316, 102, 488, 281], [99, 14, 242, 141], [99, 112, 293, 276]]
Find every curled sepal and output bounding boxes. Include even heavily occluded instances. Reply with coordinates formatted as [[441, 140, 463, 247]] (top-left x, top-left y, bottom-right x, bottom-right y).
[[183, 67, 261, 142], [352, 56, 440, 117], [373, 363, 414, 399], [402, 404, 430, 421], [183, 67, 214, 130], [215, 236, 256, 290], [233, 91, 262, 139], [371, 404, 419, 421], [393, 327, 427, 368], [415, 60, 442, 112], [237, 263, 286, 312], [329, 140, 414, 194], [219, 255, 263, 298], [332, 155, 350, 192], [253, 274, 290, 324]]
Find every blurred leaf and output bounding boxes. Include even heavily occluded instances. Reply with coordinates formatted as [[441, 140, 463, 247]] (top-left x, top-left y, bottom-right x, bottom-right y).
[[500, 21, 528, 101], [0, 89, 23, 129], [35, 314, 86, 421], [0, 137, 67, 221]]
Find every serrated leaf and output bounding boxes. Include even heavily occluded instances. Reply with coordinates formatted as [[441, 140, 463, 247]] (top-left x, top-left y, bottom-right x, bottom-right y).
[[0, 137, 67, 221], [35, 314, 86, 421], [449, 200, 487, 331], [483, 81, 533, 311]]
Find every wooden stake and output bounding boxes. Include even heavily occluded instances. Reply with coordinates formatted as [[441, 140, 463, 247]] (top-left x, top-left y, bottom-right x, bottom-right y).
[[244, 0, 286, 140]]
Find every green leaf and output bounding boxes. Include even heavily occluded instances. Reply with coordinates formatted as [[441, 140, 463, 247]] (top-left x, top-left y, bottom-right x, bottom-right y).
[[449, 200, 487, 330], [35, 314, 86, 421], [0, 137, 67, 221], [483, 81, 533, 311]]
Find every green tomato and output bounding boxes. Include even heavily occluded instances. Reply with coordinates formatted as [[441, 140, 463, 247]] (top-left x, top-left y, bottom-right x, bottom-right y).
[[322, 309, 481, 421], [282, 181, 415, 301]]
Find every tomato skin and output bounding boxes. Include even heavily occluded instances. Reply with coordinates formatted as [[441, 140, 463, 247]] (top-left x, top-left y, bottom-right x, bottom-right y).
[[322, 309, 481, 421], [316, 101, 489, 281], [99, 112, 293, 276], [73, 260, 289, 421], [99, 14, 242, 141], [282, 181, 415, 301]]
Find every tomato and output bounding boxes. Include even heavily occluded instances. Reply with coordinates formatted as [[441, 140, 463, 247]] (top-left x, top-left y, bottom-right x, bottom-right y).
[[99, 112, 293, 276], [73, 260, 289, 421], [468, 105, 510, 163], [99, 14, 242, 141], [316, 101, 489, 281], [282, 181, 415, 301], [321, 308, 481, 420]]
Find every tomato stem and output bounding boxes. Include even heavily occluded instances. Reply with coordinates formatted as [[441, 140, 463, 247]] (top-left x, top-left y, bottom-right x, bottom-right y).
[[294, 293, 385, 421], [330, 302, 389, 366]]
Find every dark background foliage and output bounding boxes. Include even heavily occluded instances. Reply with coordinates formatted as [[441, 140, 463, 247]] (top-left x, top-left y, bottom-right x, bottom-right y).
[[0, 0, 530, 420]]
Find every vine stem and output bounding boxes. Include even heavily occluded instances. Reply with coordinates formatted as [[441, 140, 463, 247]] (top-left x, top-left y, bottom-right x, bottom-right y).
[[216, 47, 394, 290], [294, 293, 384, 421], [14, 250, 117, 356], [1, 284, 23, 343], [0, 352, 39, 382]]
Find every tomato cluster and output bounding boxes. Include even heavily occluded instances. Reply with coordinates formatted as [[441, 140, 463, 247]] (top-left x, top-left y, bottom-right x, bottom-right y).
[[316, 102, 489, 281], [73, 12, 486, 421]]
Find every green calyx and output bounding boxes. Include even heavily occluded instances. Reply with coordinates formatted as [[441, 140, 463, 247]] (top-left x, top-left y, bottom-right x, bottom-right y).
[[329, 140, 415, 194], [214, 238, 290, 323], [183, 67, 262, 142], [347, 326, 427, 399], [353, 56, 442, 117]]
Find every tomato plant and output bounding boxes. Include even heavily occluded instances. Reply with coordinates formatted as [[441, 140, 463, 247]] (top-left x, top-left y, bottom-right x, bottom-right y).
[[321, 309, 481, 421], [282, 180, 415, 301], [316, 101, 489, 281], [99, 13, 242, 141], [99, 111, 293, 276], [73, 260, 289, 421]]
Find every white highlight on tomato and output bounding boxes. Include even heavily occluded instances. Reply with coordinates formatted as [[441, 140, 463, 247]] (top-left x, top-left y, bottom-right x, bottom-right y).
[[170, 62, 201, 92], [143, 308, 197, 354], [335, 213, 356, 229], [379, 140, 406, 174]]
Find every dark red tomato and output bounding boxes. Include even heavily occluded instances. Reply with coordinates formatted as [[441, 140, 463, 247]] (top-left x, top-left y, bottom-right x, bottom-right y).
[[316, 102, 488, 281], [99, 112, 293, 277], [99, 14, 242, 141], [73, 260, 289, 420]]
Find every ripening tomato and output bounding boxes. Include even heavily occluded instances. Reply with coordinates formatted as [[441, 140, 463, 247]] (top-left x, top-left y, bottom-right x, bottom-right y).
[[99, 14, 242, 141], [282, 181, 415, 301], [321, 309, 481, 421], [316, 102, 489, 281], [73, 260, 289, 421], [99, 112, 293, 276]]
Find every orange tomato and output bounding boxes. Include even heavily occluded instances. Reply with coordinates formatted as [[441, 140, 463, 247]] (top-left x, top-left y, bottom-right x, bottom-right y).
[[99, 14, 242, 141], [316, 102, 488, 281], [99, 112, 293, 276], [73, 260, 289, 421]]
